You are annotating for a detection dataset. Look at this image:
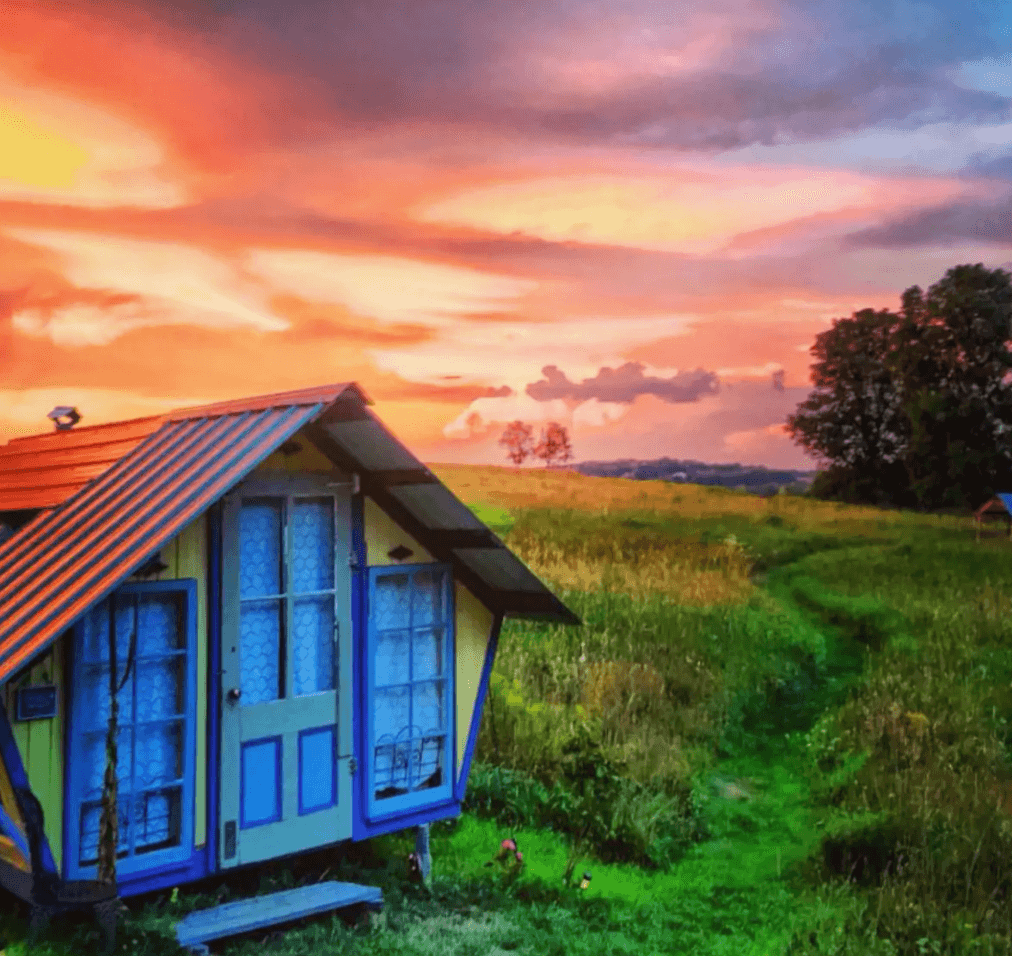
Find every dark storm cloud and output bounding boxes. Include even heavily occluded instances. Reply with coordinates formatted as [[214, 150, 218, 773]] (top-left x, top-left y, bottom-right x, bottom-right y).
[[148, 0, 1011, 153], [966, 151, 1012, 182], [526, 362, 719, 404], [533, 50, 1008, 150], [844, 196, 1012, 249]]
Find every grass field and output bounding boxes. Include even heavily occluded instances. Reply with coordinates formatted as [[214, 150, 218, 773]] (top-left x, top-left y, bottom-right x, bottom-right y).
[[4, 464, 1011, 955]]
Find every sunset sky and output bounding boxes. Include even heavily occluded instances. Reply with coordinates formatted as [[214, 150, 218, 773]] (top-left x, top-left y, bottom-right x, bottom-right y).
[[1, 1, 1010, 470]]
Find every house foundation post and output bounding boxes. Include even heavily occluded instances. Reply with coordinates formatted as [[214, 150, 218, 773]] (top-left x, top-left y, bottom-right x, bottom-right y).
[[415, 824, 432, 887]]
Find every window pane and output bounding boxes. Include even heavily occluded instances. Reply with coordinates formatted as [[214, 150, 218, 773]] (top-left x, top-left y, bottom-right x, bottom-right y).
[[414, 680, 445, 735], [135, 658, 185, 722], [78, 796, 131, 866], [136, 594, 184, 654], [373, 685, 410, 743], [375, 629, 410, 686], [240, 500, 283, 598], [291, 498, 334, 593], [374, 573, 410, 630], [81, 602, 109, 664], [411, 568, 446, 626], [412, 628, 443, 680], [293, 597, 334, 695], [374, 739, 410, 798], [134, 787, 182, 854], [411, 736, 443, 790], [78, 664, 133, 734], [135, 720, 183, 788], [240, 599, 282, 705]]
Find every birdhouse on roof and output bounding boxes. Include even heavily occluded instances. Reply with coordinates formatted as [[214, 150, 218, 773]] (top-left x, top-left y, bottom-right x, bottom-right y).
[[0, 383, 579, 901], [974, 494, 1012, 540]]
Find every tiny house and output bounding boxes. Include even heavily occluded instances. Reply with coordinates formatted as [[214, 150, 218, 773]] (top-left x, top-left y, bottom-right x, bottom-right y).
[[0, 383, 579, 899], [975, 494, 1012, 540]]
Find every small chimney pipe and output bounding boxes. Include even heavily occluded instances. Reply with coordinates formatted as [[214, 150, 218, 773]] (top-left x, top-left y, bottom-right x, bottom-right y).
[[47, 406, 81, 431]]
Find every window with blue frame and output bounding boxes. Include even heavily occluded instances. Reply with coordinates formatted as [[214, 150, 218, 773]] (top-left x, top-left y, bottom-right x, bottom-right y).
[[367, 564, 454, 819], [239, 496, 337, 704], [67, 581, 196, 879]]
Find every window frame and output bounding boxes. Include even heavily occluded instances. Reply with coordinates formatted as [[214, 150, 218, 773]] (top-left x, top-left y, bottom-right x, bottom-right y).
[[365, 563, 455, 822], [65, 579, 198, 882], [235, 484, 341, 705]]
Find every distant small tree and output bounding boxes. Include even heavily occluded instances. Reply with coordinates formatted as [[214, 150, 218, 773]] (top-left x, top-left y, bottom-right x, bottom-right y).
[[499, 420, 534, 466], [534, 422, 573, 468]]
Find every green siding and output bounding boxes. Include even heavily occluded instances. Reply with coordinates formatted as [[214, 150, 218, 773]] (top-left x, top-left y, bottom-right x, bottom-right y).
[[5, 641, 64, 870]]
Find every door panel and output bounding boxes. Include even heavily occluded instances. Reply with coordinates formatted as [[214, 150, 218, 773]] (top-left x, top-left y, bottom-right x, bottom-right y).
[[219, 477, 353, 868]]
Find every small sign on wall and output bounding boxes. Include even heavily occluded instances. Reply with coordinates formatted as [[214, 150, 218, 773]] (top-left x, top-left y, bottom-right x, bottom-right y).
[[15, 685, 58, 721]]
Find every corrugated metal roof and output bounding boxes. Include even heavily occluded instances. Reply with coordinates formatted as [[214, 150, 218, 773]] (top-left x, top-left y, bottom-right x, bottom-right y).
[[0, 402, 329, 682], [0, 416, 166, 511], [0, 382, 578, 681]]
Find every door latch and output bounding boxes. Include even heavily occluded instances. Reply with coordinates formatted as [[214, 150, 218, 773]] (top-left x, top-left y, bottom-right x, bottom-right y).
[[338, 754, 357, 776]]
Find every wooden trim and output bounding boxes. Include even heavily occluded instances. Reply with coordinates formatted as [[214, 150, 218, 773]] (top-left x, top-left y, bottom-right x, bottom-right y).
[[455, 614, 501, 801], [368, 470, 439, 487]]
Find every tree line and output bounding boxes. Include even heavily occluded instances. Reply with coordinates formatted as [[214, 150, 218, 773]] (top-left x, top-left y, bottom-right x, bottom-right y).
[[787, 263, 1012, 512], [499, 421, 574, 468]]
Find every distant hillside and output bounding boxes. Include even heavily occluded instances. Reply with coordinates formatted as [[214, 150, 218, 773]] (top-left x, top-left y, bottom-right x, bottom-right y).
[[572, 457, 818, 496]]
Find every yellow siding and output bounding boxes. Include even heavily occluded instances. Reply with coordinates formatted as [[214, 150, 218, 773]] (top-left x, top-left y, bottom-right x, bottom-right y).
[[455, 583, 494, 780], [5, 641, 64, 870], [255, 435, 334, 473], [175, 516, 208, 848], [363, 497, 435, 565]]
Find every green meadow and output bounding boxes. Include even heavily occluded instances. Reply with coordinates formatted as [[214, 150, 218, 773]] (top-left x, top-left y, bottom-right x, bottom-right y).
[[5, 465, 1012, 955]]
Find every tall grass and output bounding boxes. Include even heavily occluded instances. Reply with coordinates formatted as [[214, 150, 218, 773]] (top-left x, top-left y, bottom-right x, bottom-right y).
[[435, 465, 1012, 955], [9, 465, 1009, 955]]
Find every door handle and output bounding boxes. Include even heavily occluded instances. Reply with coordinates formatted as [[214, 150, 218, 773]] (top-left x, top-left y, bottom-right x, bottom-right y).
[[226, 687, 241, 705]]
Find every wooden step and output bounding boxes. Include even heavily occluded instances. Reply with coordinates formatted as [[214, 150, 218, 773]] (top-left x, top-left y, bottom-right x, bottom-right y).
[[175, 881, 383, 952]]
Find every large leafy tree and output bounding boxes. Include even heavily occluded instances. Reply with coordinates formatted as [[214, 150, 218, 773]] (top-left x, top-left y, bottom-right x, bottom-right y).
[[786, 308, 911, 505], [789, 264, 1012, 511], [891, 265, 1012, 510]]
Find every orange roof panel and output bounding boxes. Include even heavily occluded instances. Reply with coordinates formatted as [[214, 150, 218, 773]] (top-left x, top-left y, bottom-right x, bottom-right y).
[[0, 387, 372, 514], [0, 415, 166, 513]]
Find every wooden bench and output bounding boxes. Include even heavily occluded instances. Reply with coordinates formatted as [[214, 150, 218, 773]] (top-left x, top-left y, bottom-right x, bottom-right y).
[[175, 881, 384, 954]]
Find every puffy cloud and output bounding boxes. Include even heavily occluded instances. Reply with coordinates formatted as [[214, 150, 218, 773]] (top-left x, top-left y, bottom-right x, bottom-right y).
[[442, 393, 571, 438], [525, 361, 719, 404], [572, 399, 630, 427]]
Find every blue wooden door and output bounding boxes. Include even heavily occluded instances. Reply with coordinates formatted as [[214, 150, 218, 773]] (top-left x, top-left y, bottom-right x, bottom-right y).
[[66, 581, 197, 881], [219, 476, 353, 867]]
